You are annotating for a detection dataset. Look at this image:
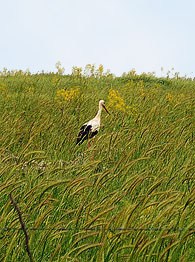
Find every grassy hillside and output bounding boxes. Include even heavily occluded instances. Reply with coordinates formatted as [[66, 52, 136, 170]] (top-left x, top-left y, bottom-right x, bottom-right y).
[[0, 67, 194, 261]]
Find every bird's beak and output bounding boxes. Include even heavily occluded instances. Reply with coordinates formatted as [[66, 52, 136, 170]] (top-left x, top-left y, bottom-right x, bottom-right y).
[[102, 104, 110, 114]]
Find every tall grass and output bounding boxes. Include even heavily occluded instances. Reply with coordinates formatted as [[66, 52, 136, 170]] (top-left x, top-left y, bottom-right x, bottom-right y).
[[0, 68, 194, 261]]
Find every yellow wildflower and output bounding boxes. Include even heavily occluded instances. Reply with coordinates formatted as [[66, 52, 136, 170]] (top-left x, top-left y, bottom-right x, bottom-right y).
[[55, 88, 80, 104], [166, 93, 174, 103], [108, 89, 126, 112], [107, 231, 114, 239]]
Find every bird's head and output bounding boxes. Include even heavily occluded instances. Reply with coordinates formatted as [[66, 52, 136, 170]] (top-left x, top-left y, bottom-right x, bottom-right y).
[[99, 100, 110, 114]]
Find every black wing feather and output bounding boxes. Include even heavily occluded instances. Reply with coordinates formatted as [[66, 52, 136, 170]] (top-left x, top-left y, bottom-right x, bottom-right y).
[[89, 130, 98, 139], [76, 124, 92, 145]]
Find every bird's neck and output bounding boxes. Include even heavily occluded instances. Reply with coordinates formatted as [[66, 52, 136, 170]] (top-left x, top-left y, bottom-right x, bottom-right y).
[[95, 106, 102, 119]]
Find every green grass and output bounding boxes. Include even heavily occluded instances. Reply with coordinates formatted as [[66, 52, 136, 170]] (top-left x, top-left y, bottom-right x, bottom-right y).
[[0, 68, 194, 261]]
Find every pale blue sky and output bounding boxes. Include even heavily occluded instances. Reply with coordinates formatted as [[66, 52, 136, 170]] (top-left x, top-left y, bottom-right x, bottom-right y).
[[1, 0, 195, 77]]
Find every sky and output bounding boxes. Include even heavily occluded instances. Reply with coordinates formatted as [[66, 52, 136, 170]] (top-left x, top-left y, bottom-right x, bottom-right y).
[[1, 0, 195, 77]]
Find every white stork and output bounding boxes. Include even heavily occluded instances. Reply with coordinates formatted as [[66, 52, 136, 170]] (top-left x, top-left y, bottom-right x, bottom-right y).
[[76, 100, 110, 145]]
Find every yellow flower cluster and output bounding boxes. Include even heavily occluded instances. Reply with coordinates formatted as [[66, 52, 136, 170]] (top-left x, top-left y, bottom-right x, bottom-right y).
[[166, 93, 174, 103], [108, 89, 138, 116], [166, 92, 186, 105], [107, 89, 126, 112], [55, 88, 80, 103]]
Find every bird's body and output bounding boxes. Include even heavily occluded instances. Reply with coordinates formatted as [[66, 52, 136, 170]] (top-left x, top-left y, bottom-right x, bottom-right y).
[[76, 100, 109, 145]]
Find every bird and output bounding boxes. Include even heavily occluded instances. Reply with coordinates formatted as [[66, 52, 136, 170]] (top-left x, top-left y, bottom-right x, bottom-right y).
[[76, 100, 110, 146]]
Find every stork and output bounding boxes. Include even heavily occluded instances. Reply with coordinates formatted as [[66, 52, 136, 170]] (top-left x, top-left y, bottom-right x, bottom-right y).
[[76, 100, 110, 146]]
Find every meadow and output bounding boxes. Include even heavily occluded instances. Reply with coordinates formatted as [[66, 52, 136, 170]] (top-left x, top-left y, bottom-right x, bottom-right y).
[[0, 65, 194, 261]]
